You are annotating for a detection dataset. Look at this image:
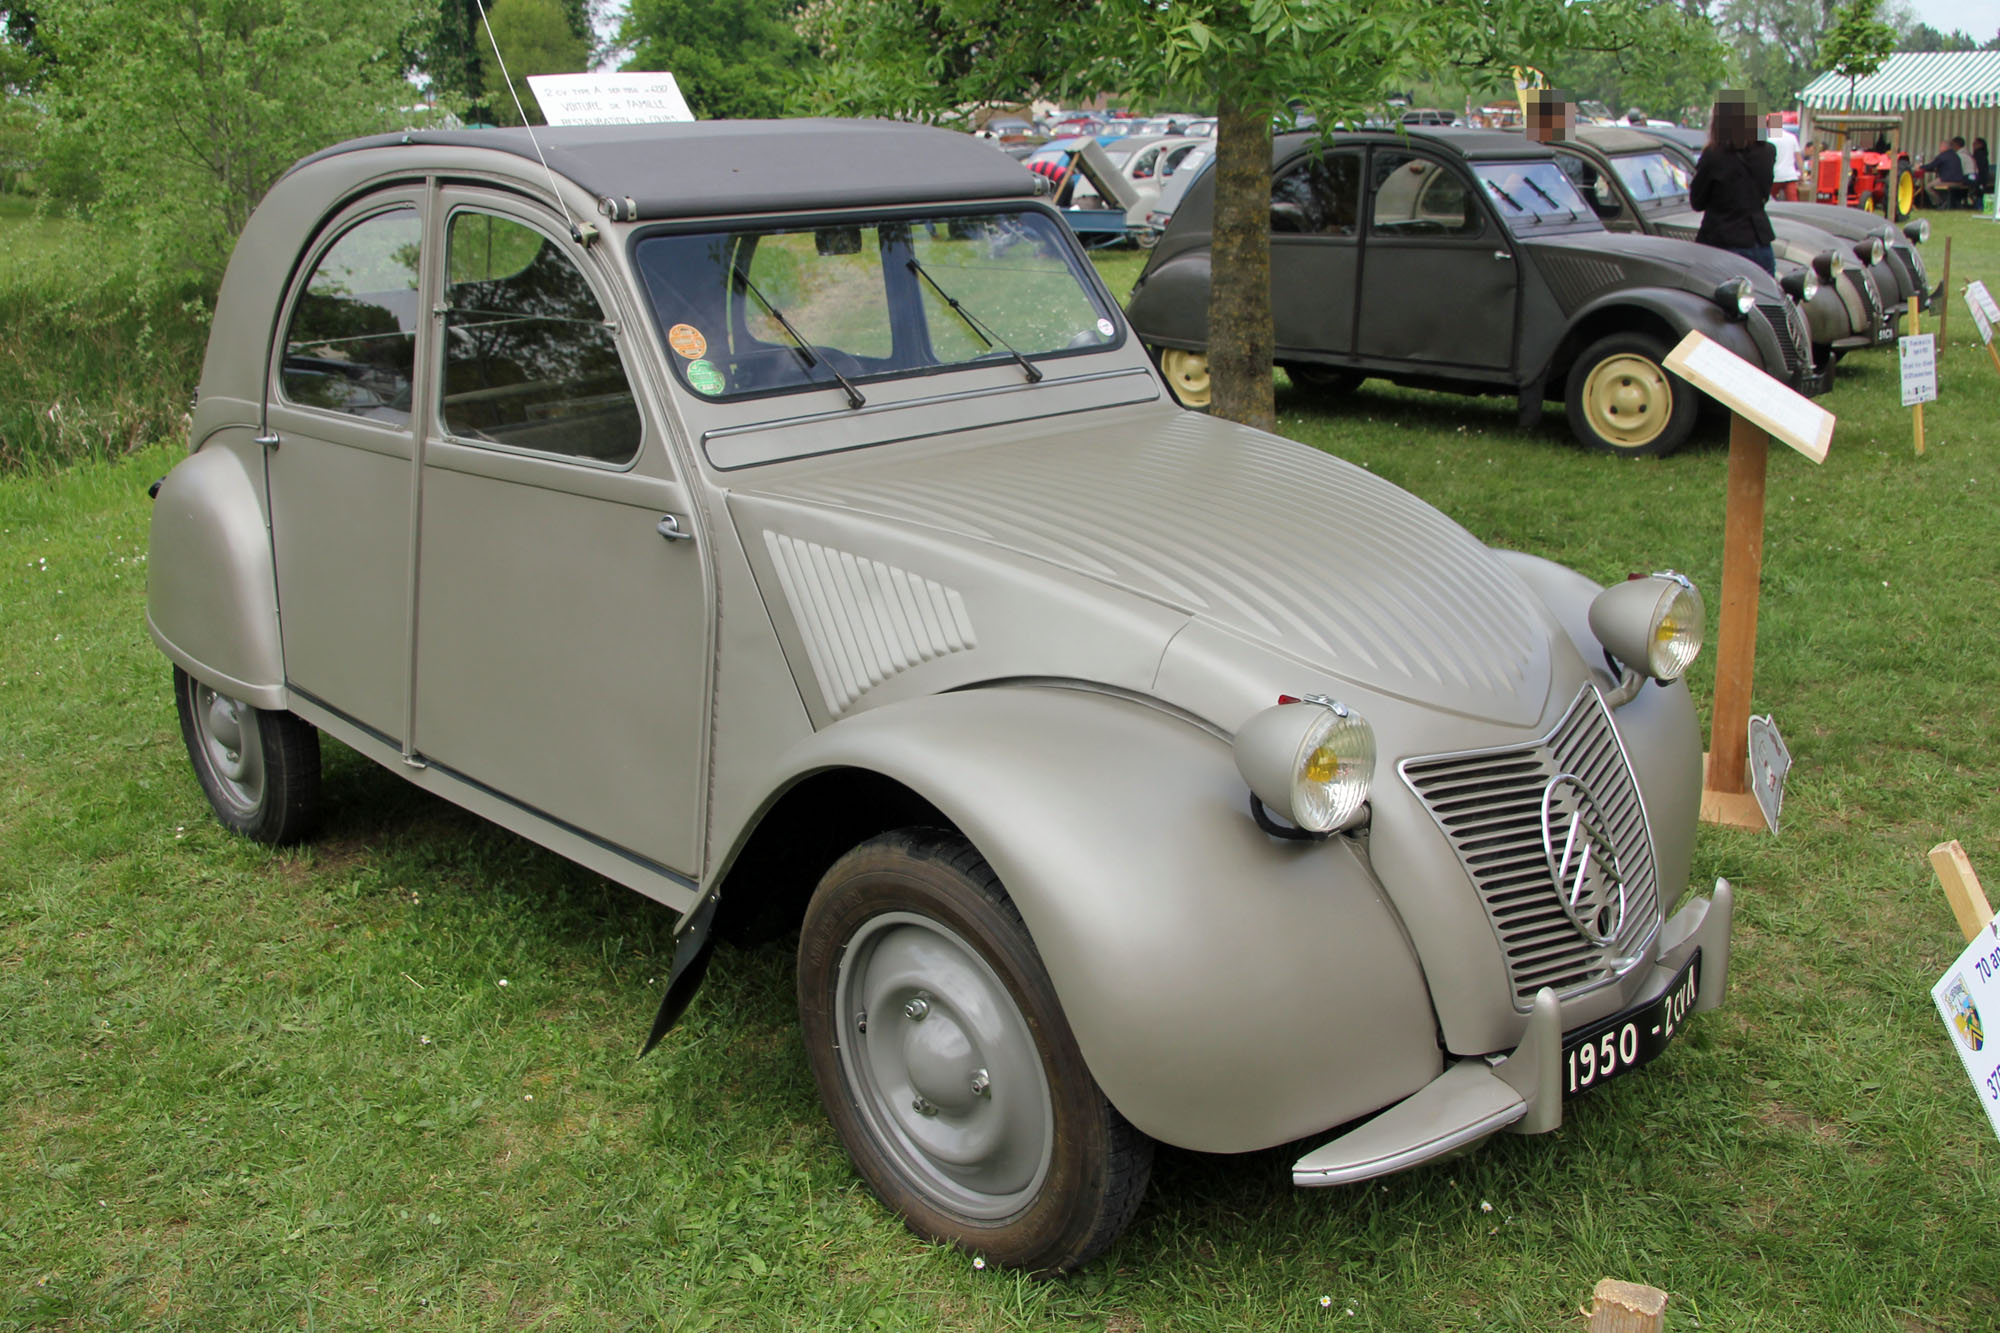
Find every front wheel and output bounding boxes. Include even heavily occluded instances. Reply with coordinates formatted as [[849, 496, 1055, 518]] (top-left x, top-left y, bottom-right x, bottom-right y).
[[797, 829, 1152, 1273], [173, 666, 321, 844], [1563, 332, 1698, 457]]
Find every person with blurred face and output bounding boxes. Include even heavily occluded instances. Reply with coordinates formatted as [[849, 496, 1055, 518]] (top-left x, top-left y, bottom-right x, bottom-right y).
[[1691, 92, 1776, 274], [1765, 110, 1801, 202], [1525, 89, 1574, 144]]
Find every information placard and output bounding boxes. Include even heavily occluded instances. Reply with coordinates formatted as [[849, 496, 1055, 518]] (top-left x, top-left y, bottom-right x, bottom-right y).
[[1901, 333, 1938, 407], [1662, 331, 1833, 463], [1933, 916, 2000, 1144], [1969, 279, 2000, 325], [1970, 288, 1995, 346], [1747, 714, 1790, 834], [526, 72, 694, 126]]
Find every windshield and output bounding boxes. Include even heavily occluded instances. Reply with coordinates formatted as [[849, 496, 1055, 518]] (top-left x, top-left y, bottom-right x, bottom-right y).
[[634, 209, 1119, 404], [1610, 152, 1690, 203], [1472, 162, 1594, 226]]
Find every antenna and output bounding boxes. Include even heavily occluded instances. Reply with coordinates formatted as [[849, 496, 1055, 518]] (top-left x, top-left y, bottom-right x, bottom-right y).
[[473, 0, 592, 245]]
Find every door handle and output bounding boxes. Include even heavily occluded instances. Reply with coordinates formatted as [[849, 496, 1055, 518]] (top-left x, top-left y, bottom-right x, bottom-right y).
[[254, 431, 280, 449], [657, 514, 695, 543], [1492, 250, 1512, 262]]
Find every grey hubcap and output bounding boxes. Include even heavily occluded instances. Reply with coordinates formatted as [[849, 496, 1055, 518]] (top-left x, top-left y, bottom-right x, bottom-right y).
[[835, 911, 1053, 1220], [194, 683, 265, 813]]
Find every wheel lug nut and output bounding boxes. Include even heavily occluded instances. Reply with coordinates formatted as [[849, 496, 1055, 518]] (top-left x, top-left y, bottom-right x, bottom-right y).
[[855, 1011, 867, 1034], [912, 1095, 938, 1117], [970, 1069, 990, 1097], [903, 994, 930, 1021]]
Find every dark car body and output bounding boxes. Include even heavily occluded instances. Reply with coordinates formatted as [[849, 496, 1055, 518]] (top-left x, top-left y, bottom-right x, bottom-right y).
[[1553, 126, 1892, 358], [1126, 127, 1818, 456]]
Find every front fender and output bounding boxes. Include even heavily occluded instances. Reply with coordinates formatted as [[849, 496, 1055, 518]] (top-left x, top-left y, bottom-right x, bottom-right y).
[[1563, 287, 1774, 380], [762, 684, 1444, 1154], [147, 439, 287, 709]]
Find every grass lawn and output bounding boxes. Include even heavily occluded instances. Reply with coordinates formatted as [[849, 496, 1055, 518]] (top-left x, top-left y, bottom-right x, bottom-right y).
[[4, 206, 2000, 1331]]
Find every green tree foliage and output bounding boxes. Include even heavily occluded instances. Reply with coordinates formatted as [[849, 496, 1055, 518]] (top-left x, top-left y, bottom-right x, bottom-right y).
[[477, 0, 591, 125], [1717, 0, 1828, 108], [1822, 0, 1896, 88], [620, 0, 806, 119], [33, 0, 428, 284], [412, 0, 592, 125], [1553, 3, 1730, 121], [806, 0, 1685, 430], [1896, 20, 1978, 51]]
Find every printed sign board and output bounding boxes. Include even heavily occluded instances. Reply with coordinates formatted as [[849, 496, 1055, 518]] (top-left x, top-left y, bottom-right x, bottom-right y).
[[1662, 331, 1833, 463], [526, 72, 694, 126], [1934, 916, 2000, 1144], [1900, 333, 1938, 407], [1970, 289, 1995, 347], [1746, 714, 1790, 834], [1969, 279, 2000, 325]]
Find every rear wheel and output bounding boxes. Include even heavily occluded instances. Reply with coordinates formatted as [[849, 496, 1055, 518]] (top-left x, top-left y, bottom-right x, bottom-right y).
[[1153, 347, 1210, 409], [798, 829, 1152, 1273], [1563, 332, 1698, 458], [1285, 364, 1364, 395], [173, 666, 321, 844]]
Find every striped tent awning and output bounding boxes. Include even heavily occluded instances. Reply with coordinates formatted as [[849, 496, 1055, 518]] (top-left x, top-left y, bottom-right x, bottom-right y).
[[1800, 51, 2000, 111]]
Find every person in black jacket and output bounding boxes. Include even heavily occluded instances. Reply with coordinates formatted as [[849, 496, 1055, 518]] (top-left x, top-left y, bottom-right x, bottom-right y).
[[1690, 94, 1777, 274]]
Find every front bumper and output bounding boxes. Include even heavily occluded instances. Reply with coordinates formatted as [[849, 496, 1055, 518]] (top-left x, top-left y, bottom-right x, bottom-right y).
[[1292, 880, 1734, 1187]]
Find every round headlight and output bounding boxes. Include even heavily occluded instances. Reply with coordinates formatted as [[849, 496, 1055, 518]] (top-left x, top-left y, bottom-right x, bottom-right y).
[[1712, 276, 1755, 319], [1858, 236, 1885, 265], [1783, 268, 1820, 303], [1235, 696, 1376, 835], [1904, 218, 1931, 244], [1811, 250, 1843, 280], [1587, 572, 1705, 681]]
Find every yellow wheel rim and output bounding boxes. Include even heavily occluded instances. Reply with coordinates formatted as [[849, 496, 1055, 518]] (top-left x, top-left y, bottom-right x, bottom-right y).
[[1898, 172, 1915, 215], [1158, 348, 1211, 408], [1582, 353, 1671, 450]]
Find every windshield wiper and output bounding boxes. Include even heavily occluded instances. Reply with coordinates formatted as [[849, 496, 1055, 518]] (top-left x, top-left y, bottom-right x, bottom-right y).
[[905, 258, 1043, 384], [1484, 179, 1527, 214], [1523, 176, 1579, 221], [728, 263, 865, 409]]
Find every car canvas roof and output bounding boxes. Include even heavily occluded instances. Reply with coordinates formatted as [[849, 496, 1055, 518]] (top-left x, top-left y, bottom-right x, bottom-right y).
[[1274, 126, 1560, 163], [287, 119, 1040, 221]]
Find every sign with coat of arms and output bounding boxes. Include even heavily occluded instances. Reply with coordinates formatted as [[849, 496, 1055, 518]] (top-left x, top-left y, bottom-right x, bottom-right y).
[[1933, 917, 2000, 1143]]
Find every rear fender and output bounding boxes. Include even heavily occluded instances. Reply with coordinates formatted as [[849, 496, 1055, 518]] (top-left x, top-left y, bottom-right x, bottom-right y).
[[147, 438, 287, 709], [756, 684, 1443, 1154], [1124, 249, 1212, 350]]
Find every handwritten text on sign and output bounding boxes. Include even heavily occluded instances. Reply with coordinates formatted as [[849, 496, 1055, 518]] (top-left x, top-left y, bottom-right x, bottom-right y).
[[1900, 333, 1938, 407], [526, 72, 694, 126], [1934, 917, 2000, 1144]]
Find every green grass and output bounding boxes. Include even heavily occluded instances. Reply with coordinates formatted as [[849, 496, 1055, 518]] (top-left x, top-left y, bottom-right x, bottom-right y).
[[5, 211, 2000, 1331]]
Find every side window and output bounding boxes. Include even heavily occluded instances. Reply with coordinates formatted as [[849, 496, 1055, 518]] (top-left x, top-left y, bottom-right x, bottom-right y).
[[1132, 148, 1159, 179], [441, 211, 640, 465], [1270, 151, 1361, 236], [280, 208, 421, 423], [1556, 153, 1623, 220], [1371, 153, 1483, 237]]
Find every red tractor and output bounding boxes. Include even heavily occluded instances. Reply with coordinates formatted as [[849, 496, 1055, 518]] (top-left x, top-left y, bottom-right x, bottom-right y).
[[1806, 112, 1921, 218]]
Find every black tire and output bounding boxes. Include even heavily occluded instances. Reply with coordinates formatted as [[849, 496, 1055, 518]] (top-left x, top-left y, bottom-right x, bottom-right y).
[[173, 666, 321, 844], [1563, 332, 1698, 458], [797, 828, 1152, 1273], [1285, 364, 1364, 395]]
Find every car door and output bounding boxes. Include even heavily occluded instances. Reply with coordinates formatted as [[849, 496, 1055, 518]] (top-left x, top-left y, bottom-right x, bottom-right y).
[[265, 194, 428, 740], [410, 192, 710, 877], [1269, 147, 1364, 358], [1357, 148, 1517, 371]]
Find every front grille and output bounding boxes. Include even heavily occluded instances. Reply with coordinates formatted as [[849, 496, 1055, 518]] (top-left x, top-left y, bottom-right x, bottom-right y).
[[1757, 300, 1806, 380], [1401, 686, 1661, 1009]]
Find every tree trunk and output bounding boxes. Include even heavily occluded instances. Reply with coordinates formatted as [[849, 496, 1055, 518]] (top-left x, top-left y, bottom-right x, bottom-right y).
[[1206, 92, 1275, 432]]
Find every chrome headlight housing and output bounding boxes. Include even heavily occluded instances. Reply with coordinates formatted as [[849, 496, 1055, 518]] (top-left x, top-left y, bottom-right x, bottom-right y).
[[1857, 236, 1886, 265], [1782, 268, 1820, 302], [1812, 250, 1843, 281], [1588, 572, 1705, 681], [1235, 695, 1376, 835], [1712, 276, 1755, 319], [1903, 218, 1930, 243]]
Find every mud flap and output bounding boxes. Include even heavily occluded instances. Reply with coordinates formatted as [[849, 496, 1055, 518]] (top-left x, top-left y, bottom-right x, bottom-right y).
[[638, 890, 721, 1057]]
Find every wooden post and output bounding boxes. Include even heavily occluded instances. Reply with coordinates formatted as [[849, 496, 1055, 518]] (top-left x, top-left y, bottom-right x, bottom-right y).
[[1911, 303, 1927, 456], [1931, 840, 1998, 942], [1986, 338, 2000, 380], [1590, 1279, 1669, 1333], [1701, 412, 1769, 829], [1937, 238, 1953, 347]]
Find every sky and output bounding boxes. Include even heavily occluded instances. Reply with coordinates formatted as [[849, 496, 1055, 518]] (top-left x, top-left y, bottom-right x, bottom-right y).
[[1903, 0, 2000, 39]]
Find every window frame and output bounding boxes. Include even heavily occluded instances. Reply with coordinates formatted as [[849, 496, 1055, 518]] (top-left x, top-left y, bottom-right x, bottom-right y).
[[273, 200, 426, 429]]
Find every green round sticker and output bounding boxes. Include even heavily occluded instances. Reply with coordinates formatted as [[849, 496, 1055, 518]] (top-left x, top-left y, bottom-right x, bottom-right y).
[[686, 359, 725, 396]]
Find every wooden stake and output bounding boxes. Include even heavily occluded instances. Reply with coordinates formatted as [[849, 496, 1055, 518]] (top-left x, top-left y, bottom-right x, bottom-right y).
[[1701, 412, 1770, 830], [1930, 840, 1998, 942], [1590, 1278, 1669, 1333], [1911, 303, 1926, 456], [1937, 237, 1953, 347], [1985, 338, 2000, 380]]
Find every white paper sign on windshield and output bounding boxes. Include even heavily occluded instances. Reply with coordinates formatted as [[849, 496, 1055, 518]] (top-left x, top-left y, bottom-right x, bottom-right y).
[[527, 72, 694, 126], [1969, 279, 2000, 325], [1934, 916, 2000, 1144], [1901, 333, 1938, 407], [1970, 289, 1995, 347], [1662, 331, 1833, 463]]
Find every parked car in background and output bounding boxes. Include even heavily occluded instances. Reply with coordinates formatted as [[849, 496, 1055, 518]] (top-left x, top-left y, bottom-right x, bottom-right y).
[[1551, 125, 1891, 361], [1132, 140, 1217, 243], [1069, 135, 1207, 230], [1632, 126, 1933, 318], [1127, 127, 1820, 456], [150, 116, 1732, 1275]]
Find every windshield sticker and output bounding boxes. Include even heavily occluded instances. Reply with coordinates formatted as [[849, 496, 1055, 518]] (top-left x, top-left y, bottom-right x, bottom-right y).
[[686, 359, 725, 395], [668, 323, 708, 359], [1096, 318, 1115, 338]]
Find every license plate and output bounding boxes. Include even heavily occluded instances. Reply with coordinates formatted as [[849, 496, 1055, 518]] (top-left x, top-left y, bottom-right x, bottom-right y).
[[1561, 953, 1701, 1099]]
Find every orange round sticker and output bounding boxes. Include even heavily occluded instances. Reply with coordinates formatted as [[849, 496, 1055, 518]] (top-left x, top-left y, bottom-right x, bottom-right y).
[[668, 323, 708, 359]]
